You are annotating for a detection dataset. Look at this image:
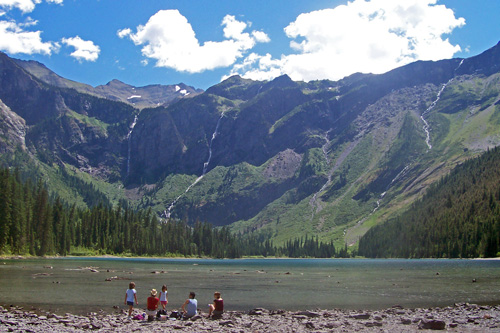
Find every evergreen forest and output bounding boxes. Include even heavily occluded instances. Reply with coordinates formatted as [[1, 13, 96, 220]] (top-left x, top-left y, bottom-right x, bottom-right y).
[[0, 167, 338, 258]]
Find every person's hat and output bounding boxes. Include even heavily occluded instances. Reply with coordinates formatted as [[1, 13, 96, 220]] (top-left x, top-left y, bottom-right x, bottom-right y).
[[151, 289, 157, 296]]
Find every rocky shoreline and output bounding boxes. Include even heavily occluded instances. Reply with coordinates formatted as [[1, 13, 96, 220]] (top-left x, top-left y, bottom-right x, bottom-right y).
[[1, 303, 499, 332]]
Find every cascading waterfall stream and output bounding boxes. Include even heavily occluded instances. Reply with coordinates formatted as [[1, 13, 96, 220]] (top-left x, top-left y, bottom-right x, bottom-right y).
[[346, 163, 413, 244], [164, 175, 204, 219], [126, 114, 139, 177], [164, 112, 225, 219], [420, 59, 465, 151], [420, 84, 446, 150], [372, 163, 412, 213], [310, 130, 333, 219], [203, 113, 224, 175]]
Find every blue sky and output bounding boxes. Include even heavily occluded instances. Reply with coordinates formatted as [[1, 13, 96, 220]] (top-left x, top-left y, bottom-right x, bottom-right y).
[[0, 0, 499, 90]]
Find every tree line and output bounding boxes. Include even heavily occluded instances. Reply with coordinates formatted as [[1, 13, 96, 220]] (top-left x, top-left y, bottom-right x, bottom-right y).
[[0, 167, 342, 258], [358, 146, 500, 258]]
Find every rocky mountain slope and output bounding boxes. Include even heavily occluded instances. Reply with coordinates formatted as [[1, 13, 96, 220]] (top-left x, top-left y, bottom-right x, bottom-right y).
[[0, 41, 499, 248]]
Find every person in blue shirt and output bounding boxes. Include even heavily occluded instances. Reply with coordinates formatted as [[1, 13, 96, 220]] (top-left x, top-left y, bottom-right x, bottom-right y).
[[181, 291, 198, 319]]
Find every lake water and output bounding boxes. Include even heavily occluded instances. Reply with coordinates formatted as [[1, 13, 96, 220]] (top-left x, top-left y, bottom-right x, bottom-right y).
[[1, 258, 499, 315]]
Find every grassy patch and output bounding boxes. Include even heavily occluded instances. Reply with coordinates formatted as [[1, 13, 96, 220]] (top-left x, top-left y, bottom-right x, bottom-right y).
[[67, 109, 109, 133]]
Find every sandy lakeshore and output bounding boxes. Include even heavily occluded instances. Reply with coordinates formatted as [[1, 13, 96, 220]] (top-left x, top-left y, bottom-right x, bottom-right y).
[[1, 303, 500, 332]]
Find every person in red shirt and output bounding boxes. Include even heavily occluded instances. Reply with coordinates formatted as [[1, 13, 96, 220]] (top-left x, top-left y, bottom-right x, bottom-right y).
[[146, 289, 159, 321], [208, 291, 224, 318]]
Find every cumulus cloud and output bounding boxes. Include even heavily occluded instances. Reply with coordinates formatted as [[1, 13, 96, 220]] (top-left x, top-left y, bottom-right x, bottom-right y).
[[228, 0, 465, 82], [0, 19, 58, 54], [118, 9, 270, 73], [61, 36, 100, 62], [0, 0, 62, 13], [0, 0, 62, 55]]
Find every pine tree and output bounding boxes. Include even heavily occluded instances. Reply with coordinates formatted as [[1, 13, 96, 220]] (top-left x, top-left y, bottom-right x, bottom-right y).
[[0, 169, 12, 252], [9, 176, 26, 254]]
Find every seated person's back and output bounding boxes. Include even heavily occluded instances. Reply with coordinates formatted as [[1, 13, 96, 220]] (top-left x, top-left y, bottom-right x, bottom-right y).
[[146, 289, 159, 320], [182, 291, 198, 318]]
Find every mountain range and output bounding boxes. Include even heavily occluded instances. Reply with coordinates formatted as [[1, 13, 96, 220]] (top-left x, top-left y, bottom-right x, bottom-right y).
[[0, 40, 499, 249]]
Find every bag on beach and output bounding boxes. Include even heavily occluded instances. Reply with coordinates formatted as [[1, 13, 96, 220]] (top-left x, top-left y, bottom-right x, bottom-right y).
[[157, 309, 167, 318], [132, 314, 144, 320], [170, 310, 181, 319]]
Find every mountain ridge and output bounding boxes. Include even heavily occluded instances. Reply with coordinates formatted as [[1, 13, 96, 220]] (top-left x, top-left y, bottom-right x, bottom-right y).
[[0, 41, 499, 249], [12, 55, 203, 109]]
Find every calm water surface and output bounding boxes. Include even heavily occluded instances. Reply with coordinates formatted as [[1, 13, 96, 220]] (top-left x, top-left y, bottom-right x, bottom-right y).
[[0, 258, 499, 315]]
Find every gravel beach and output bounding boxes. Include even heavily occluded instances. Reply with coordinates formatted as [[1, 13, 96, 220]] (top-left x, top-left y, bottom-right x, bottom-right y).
[[1, 303, 499, 332]]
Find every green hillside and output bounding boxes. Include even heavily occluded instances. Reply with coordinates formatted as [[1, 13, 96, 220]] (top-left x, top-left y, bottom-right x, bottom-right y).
[[359, 146, 500, 258]]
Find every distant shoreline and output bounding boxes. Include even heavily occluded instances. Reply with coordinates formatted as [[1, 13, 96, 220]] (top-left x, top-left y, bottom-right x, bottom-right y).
[[2, 254, 500, 260]]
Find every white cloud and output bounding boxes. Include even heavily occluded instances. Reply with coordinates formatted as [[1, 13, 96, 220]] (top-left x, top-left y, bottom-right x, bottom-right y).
[[229, 0, 465, 82], [0, 19, 58, 54], [0, 0, 62, 55], [223, 52, 284, 82], [0, 0, 62, 13], [0, 0, 40, 13], [61, 36, 100, 62], [252, 30, 270, 43], [119, 9, 270, 73], [117, 28, 131, 39]]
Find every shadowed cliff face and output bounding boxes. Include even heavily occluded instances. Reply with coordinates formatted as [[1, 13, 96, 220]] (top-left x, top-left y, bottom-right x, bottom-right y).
[[0, 52, 138, 180], [0, 53, 65, 125], [0, 99, 26, 153], [0, 42, 499, 241]]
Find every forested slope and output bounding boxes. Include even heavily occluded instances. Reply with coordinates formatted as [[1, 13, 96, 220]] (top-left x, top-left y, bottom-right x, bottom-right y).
[[358, 146, 500, 258], [0, 168, 338, 258]]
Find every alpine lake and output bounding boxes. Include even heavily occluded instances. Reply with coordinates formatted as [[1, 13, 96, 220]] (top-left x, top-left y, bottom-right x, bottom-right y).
[[1, 258, 499, 315]]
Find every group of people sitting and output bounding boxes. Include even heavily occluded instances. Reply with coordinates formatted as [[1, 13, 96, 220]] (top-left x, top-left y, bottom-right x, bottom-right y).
[[125, 282, 224, 321]]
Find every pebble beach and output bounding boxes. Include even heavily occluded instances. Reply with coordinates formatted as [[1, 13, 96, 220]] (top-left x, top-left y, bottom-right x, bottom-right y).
[[1, 302, 500, 332]]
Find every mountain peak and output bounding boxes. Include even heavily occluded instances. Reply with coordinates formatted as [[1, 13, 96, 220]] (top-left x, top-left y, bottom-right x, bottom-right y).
[[104, 79, 130, 88], [261, 74, 298, 92]]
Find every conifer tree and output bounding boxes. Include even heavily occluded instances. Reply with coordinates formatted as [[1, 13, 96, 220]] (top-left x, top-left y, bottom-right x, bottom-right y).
[[0, 169, 12, 252]]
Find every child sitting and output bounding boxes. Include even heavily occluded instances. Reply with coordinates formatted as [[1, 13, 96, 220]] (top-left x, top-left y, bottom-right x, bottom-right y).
[[208, 291, 224, 318]]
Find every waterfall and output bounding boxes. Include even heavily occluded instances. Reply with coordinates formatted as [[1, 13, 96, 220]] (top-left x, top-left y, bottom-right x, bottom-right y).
[[164, 175, 204, 218], [421, 83, 447, 150], [203, 112, 224, 175], [164, 112, 225, 219], [126, 114, 139, 177], [309, 133, 364, 223], [372, 163, 412, 213], [309, 131, 332, 219], [346, 163, 412, 245], [420, 59, 465, 151]]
